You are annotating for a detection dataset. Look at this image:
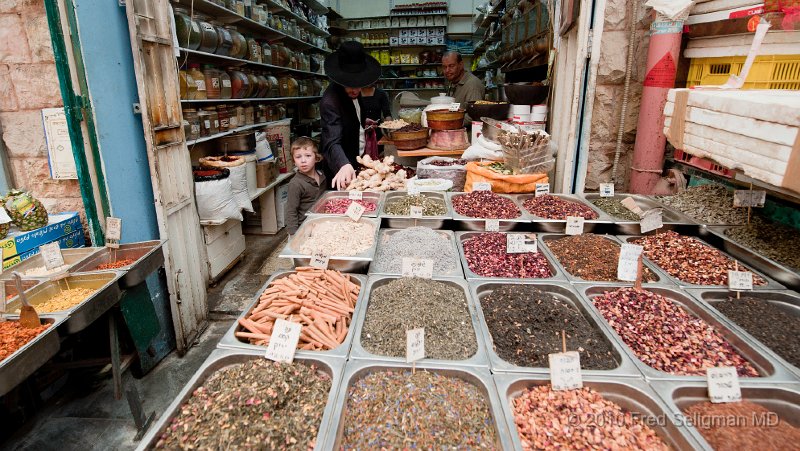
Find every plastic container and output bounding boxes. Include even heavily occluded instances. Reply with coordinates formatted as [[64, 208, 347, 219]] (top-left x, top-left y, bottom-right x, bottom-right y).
[[225, 25, 248, 59], [216, 105, 230, 132], [686, 54, 800, 89], [203, 64, 221, 99], [195, 16, 219, 53], [197, 109, 212, 137], [206, 108, 220, 135], [173, 7, 201, 50], [187, 64, 207, 99]]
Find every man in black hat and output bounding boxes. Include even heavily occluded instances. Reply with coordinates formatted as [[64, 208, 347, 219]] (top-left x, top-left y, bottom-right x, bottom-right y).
[[320, 41, 382, 190]]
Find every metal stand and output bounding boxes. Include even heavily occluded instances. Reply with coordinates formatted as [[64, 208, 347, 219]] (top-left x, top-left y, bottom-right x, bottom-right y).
[[109, 310, 154, 439]]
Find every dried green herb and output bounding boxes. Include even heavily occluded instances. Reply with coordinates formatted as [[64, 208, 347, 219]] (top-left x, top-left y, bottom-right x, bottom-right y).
[[590, 198, 642, 221], [656, 185, 748, 224], [384, 194, 447, 216]]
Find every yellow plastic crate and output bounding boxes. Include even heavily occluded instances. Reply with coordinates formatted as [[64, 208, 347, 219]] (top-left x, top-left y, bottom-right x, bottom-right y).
[[686, 55, 800, 90]]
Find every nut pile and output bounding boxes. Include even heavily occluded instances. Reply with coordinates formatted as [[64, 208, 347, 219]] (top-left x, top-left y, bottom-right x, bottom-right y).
[[372, 227, 459, 275], [512, 386, 669, 450], [383, 194, 447, 216], [320, 198, 377, 214], [294, 220, 375, 256], [590, 198, 642, 221], [462, 233, 553, 278], [523, 195, 599, 220], [16, 287, 96, 313], [592, 287, 759, 376], [545, 234, 657, 282], [97, 258, 136, 270], [452, 191, 521, 219], [684, 401, 800, 450], [724, 219, 800, 272], [632, 231, 766, 286], [656, 184, 747, 224], [0, 320, 51, 362]]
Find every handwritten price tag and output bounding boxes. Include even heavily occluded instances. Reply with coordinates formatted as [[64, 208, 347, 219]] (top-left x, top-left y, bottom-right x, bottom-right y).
[[449, 102, 460, 111], [409, 205, 424, 218], [599, 183, 614, 197], [348, 190, 363, 200], [617, 243, 644, 282], [565, 216, 585, 236], [40, 242, 64, 270], [406, 328, 425, 363], [473, 182, 492, 191], [549, 351, 582, 391], [535, 183, 550, 197], [639, 209, 663, 234], [707, 367, 742, 403], [264, 319, 302, 363], [507, 233, 537, 253], [728, 270, 754, 291], [733, 190, 766, 208], [309, 252, 329, 269], [401, 258, 433, 279], [105, 217, 122, 249], [346, 201, 366, 221]]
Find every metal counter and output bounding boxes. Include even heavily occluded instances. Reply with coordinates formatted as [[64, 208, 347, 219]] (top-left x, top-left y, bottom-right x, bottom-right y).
[[279, 216, 381, 273], [454, 231, 567, 282], [368, 228, 463, 278], [379, 191, 452, 229], [0, 247, 104, 282], [447, 191, 531, 231], [69, 240, 164, 288]]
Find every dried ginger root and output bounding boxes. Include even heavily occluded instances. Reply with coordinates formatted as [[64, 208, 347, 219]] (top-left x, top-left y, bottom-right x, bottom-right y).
[[347, 156, 407, 192]]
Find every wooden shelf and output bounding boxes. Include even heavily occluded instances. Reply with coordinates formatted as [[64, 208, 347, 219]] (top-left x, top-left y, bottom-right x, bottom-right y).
[[345, 25, 446, 32], [381, 76, 444, 80], [363, 45, 447, 50], [178, 48, 326, 77], [383, 88, 444, 91], [264, 0, 330, 37], [181, 96, 321, 104]]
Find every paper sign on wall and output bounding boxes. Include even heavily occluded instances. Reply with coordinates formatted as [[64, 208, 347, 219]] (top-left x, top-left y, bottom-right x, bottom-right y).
[[507, 234, 537, 253], [105, 217, 122, 249], [406, 328, 425, 363], [264, 319, 302, 363], [707, 367, 742, 403], [549, 351, 582, 391], [617, 243, 644, 282], [42, 108, 78, 180]]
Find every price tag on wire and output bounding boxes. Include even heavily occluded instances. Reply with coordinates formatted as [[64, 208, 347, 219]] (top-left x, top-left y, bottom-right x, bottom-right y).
[[406, 327, 425, 363], [401, 258, 433, 279], [617, 243, 644, 282], [733, 190, 766, 208], [264, 319, 302, 363], [40, 242, 64, 270], [549, 351, 582, 391], [473, 182, 492, 191], [599, 183, 614, 197], [105, 217, 122, 248], [485, 219, 500, 232], [728, 270, 753, 291], [348, 190, 363, 200], [565, 216, 585, 236], [309, 252, 329, 269], [346, 201, 366, 222], [639, 209, 663, 234], [507, 233, 537, 253], [535, 183, 550, 197], [448, 102, 460, 112], [409, 206, 424, 218], [707, 367, 742, 403]]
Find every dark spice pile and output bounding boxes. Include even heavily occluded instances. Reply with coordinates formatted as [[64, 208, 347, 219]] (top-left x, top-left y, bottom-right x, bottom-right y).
[[523, 194, 599, 220], [592, 287, 759, 376], [462, 232, 553, 278], [156, 360, 331, 449], [342, 370, 498, 449], [395, 123, 424, 133], [684, 401, 800, 451], [724, 219, 800, 272], [320, 198, 377, 214], [481, 285, 617, 369], [656, 184, 747, 224], [714, 296, 800, 368], [545, 234, 657, 282], [360, 278, 477, 360], [0, 321, 51, 362], [452, 191, 521, 219], [590, 198, 642, 221], [632, 231, 767, 286]]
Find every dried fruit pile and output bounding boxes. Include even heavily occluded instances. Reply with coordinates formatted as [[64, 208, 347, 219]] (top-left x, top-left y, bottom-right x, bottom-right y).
[[545, 234, 657, 282], [97, 258, 136, 270], [462, 233, 553, 278], [0, 321, 51, 362], [16, 287, 96, 313], [452, 191, 521, 219], [319, 198, 377, 214], [592, 287, 759, 376], [523, 195, 599, 220], [684, 401, 800, 450]]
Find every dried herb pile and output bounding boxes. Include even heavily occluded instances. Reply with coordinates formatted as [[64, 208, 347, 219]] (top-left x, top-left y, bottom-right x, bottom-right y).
[[383, 194, 447, 216], [590, 198, 642, 221], [545, 234, 657, 282], [523, 195, 598, 220], [656, 185, 746, 224], [724, 219, 800, 272]]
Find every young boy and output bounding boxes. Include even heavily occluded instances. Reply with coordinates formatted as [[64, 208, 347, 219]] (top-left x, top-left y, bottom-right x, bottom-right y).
[[285, 137, 327, 236]]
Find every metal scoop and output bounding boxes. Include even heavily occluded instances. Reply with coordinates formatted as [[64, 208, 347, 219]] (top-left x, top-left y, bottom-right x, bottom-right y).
[[13, 272, 40, 328]]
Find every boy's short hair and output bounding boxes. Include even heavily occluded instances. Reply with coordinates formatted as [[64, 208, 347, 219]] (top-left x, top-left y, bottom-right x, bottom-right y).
[[291, 136, 322, 162]]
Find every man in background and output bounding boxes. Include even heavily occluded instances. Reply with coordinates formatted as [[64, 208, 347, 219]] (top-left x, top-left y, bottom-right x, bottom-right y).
[[442, 50, 485, 106]]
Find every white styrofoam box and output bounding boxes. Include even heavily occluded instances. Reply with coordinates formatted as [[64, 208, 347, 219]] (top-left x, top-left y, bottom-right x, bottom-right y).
[[400, 29, 409, 38], [436, 28, 445, 37], [691, 0, 762, 15], [513, 114, 531, 122], [276, 183, 290, 229], [436, 36, 444, 45], [666, 89, 800, 127], [531, 113, 548, 122], [427, 36, 436, 45], [511, 104, 531, 114], [664, 102, 798, 146], [203, 218, 241, 245], [409, 28, 418, 37], [207, 222, 246, 279], [400, 37, 409, 46], [686, 3, 763, 25], [418, 29, 428, 38], [532, 104, 548, 114], [664, 117, 792, 162], [684, 31, 800, 58]]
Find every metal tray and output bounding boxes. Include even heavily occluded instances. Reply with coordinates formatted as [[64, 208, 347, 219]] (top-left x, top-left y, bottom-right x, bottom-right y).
[[538, 233, 674, 286], [514, 193, 615, 233], [136, 349, 344, 451], [306, 190, 384, 218], [324, 360, 514, 450], [0, 316, 67, 397], [349, 275, 490, 368], [619, 234, 784, 290], [701, 225, 800, 291], [494, 373, 702, 451], [1, 278, 41, 304], [447, 191, 531, 231], [469, 280, 643, 377], [0, 247, 105, 281], [686, 289, 800, 381], [651, 381, 800, 451], [217, 271, 367, 359], [577, 284, 798, 383], [368, 229, 463, 278], [580, 193, 700, 235], [379, 191, 452, 229], [4, 272, 122, 335], [280, 216, 381, 273], [455, 231, 567, 282], [69, 241, 164, 288]]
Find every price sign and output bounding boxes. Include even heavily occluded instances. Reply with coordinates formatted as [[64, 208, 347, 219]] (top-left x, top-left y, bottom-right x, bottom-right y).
[[448, 102, 460, 111], [485, 219, 500, 232], [264, 319, 302, 363], [617, 243, 644, 282], [346, 201, 366, 221], [105, 217, 122, 249], [401, 258, 433, 279], [406, 328, 425, 363], [0, 283, 5, 314], [728, 270, 754, 291], [535, 183, 550, 197], [409, 206, 424, 218], [549, 351, 583, 391], [620, 197, 644, 217], [348, 190, 363, 200], [639, 209, 663, 234], [473, 182, 492, 191], [733, 190, 766, 208], [40, 242, 64, 270], [507, 233, 537, 253], [599, 183, 614, 197], [707, 367, 742, 403], [565, 216, 585, 236], [309, 252, 329, 269]]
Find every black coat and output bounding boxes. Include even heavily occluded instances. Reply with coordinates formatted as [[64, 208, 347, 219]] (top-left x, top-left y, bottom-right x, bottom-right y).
[[320, 84, 365, 174]]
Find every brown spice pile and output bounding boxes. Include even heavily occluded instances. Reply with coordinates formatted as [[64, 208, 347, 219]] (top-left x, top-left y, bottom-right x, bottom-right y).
[[546, 234, 657, 282], [684, 401, 800, 451]]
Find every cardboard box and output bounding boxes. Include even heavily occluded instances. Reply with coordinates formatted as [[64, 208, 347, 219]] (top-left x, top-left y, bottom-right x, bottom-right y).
[[436, 28, 445, 36], [427, 36, 436, 45], [3, 227, 86, 270], [400, 37, 410, 46], [275, 183, 290, 229], [436, 36, 445, 45], [263, 119, 292, 174], [0, 212, 82, 260], [399, 29, 409, 38], [390, 37, 399, 46], [408, 29, 417, 37], [418, 30, 428, 38]]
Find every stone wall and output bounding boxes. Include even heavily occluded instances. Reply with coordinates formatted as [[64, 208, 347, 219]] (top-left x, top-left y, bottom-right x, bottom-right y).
[[0, 1, 85, 220]]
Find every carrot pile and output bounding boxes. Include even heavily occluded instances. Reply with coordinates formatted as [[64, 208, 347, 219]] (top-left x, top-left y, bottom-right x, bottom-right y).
[[236, 267, 360, 351]]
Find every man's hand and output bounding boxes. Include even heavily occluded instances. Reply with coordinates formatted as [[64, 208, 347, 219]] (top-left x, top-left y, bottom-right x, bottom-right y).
[[332, 164, 356, 190]]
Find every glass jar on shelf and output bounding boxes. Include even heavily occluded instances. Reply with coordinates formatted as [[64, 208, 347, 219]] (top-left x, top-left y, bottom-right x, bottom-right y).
[[245, 70, 260, 98], [261, 42, 272, 65], [243, 103, 255, 125], [247, 37, 262, 62], [207, 108, 220, 135], [225, 26, 248, 59], [277, 103, 286, 119], [212, 21, 233, 57], [173, 7, 201, 50], [253, 73, 268, 97], [178, 70, 192, 100], [216, 105, 230, 132], [235, 105, 245, 127], [219, 69, 232, 99], [197, 108, 212, 137], [278, 75, 298, 97], [257, 104, 268, 123], [266, 75, 279, 97], [253, 4, 265, 23], [187, 64, 207, 99], [227, 67, 249, 99], [203, 64, 221, 99], [195, 15, 219, 53], [183, 108, 200, 140]]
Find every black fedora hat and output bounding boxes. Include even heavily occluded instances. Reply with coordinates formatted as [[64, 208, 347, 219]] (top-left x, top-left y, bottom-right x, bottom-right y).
[[324, 41, 381, 88]]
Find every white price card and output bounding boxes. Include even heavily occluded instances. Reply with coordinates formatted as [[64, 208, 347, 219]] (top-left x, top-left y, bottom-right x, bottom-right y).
[[535, 183, 550, 197], [264, 319, 302, 363], [406, 328, 425, 363], [728, 270, 754, 291], [409, 205, 424, 218], [401, 258, 433, 279], [639, 209, 663, 234], [620, 197, 644, 217], [0, 283, 5, 313], [707, 367, 742, 403], [617, 243, 644, 282], [448, 102, 460, 111], [40, 242, 64, 270], [105, 217, 122, 249], [485, 219, 500, 232], [348, 190, 363, 200], [565, 216, 585, 236], [549, 351, 583, 391], [346, 201, 366, 222], [599, 183, 614, 197], [507, 233, 537, 253], [733, 190, 766, 208], [473, 182, 492, 191], [309, 252, 329, 269]]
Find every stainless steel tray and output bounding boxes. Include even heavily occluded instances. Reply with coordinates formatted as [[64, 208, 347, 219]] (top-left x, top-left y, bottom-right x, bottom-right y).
[[455, 231, 567, 282], [619, 234, 784, 290], [577, 284, 798, 383], [651, 380, 800, 451], [0, 316, 67, 397], [69, 241, 164, 288], [280, 216, 381, 273], [0, 247, 105, 281], [538, 233, 674, 286], [686, 288, 800, 381], [701, 225, 800, 291], [494, 373, 703, 451], [469, 280, 643, 378], [379, 191, 452, 229], [306, 190, 384, 218], [136, 349, 344, 451], [447, 191, 531, 231], [580, 193, 700, 235], [4, 272, 122, 334], [1, 278, 41, 303], [324, 360, 514, 450], [368, 228, 463, 278], [349, 275, 490, 368], [217, 271, 367, 359], [514, 193, 615, 233]]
